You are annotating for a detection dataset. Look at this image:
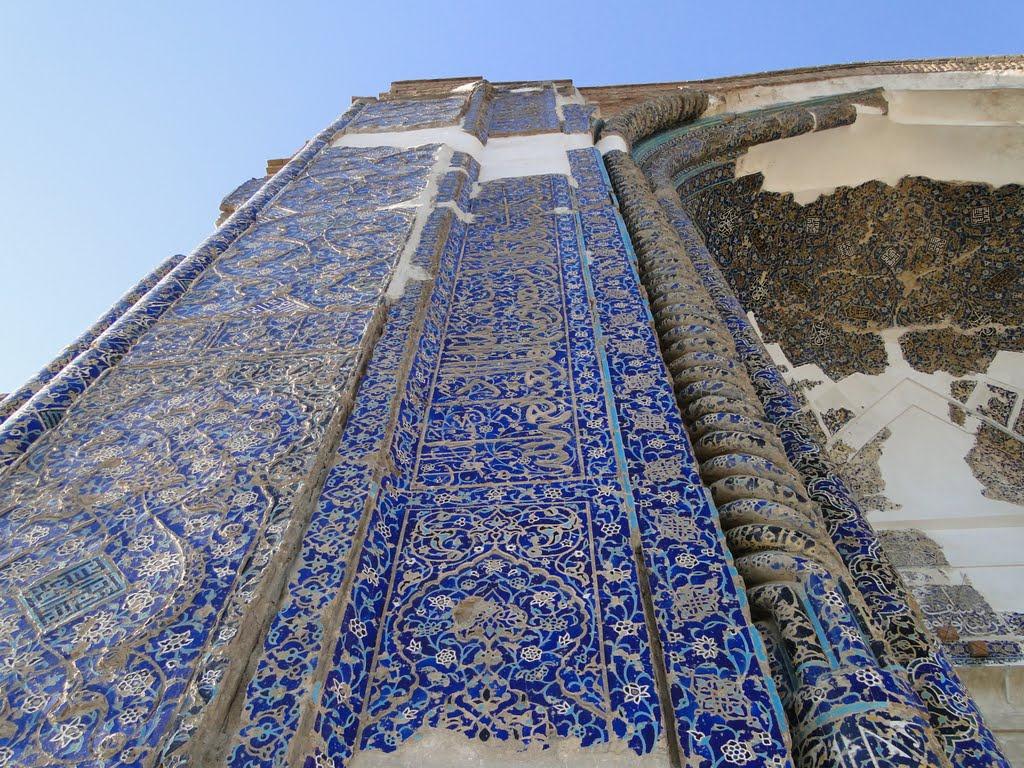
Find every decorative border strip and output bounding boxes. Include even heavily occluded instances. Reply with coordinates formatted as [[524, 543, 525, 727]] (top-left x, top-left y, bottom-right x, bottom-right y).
[[570, 147, 793, 768]]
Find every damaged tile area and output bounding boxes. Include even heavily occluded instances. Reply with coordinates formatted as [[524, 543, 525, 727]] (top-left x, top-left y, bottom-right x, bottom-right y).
[[0, 140, 439, 767]]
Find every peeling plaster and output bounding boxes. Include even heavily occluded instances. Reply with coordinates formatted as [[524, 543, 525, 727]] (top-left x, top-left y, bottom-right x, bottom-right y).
[[714, 71, 1024, 117], [736, 90, 1024, 202], [757, 319, 1024, 615]]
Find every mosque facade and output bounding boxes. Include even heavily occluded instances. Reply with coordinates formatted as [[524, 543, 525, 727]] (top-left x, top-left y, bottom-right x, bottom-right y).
[[0, 55, 1022, 767]]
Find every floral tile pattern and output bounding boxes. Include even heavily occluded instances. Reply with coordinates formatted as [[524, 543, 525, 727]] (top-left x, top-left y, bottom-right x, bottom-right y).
[[486, 86, 559, 137], [348, 96, 469, 133], [226, 152, 475, 768], [682, 170, 1024, 380], [0, 103, 374, 471], [568, 148, 790, 767], [631, 90, 1010, 766], [0, 138, 438, 767], [308, 170, 669, 766], [2, 75, 1016, 768]]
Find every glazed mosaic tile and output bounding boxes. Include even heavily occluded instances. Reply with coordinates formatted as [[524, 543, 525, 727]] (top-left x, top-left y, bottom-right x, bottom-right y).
[[604, 139, 954, 768], [228, 144, 795, 768], [952, 379, 979, 404], [225, 151, 475, 768], [460, 85, 491, 141], [945, 639, 1024, 664], [561, 104, 595, 135], [1003, 612, 1024, 636], [568, 148, 790, 768], [828, 429, 901, 515], [347, 96, 468, 133], [308, 171, 668, 766], [978, 385, 1018, 427], [664, 184, 1006, 768], [0, 252, 183, 423], [877, 530, 948, 569], [486, 86, 559, 137], [661, 92, 1024, 679], [821, 408, 855, 436], [967, 423, 1024, 506], [0, 131, 438, 767], [220, 176, 269, 219], [432, 152, 478, 212], [227, 282, 432, 768], [2, 69, 1018, 768], [911, 585, 1009, 637], [629, 90, 1011, 767], [0, 102, 373, 471], [681, 172, 1024, 380]]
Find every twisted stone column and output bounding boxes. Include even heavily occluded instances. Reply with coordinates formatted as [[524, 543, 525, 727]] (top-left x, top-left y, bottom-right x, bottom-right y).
[[603, 145, 949, 768]]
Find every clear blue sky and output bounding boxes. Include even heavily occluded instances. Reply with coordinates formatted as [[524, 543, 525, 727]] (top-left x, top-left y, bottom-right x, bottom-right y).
[[0, 0, 1020, 393]]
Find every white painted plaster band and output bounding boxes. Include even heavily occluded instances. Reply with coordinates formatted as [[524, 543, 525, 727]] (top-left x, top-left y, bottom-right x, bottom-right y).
[[596, 135, 630, 155], [333, 126, 594, 181], [714, 71, 1024, 116], [737, 89, 1024, 202]]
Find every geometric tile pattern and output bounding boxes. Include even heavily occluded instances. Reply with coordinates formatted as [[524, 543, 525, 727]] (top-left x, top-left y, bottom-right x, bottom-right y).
[[21, 556, 126, 630]]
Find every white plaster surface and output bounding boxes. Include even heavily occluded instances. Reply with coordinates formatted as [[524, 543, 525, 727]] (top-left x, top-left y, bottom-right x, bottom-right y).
[[713, 71, 1024, 117], [875, 408, 1020, 528], [596, 135, 630, 155], [886, 88, 1024, 126], [333, 126, 485, 157], [556, 89, 587, 107], [761, 322, 1024, 617], [452, 80, 483, 93], [735, 89, 1024, 203], [477, 133, 594, 182], [333, 127, 593, 182], [738, 82, 1024, 622], [350, 728, 668, 768]]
